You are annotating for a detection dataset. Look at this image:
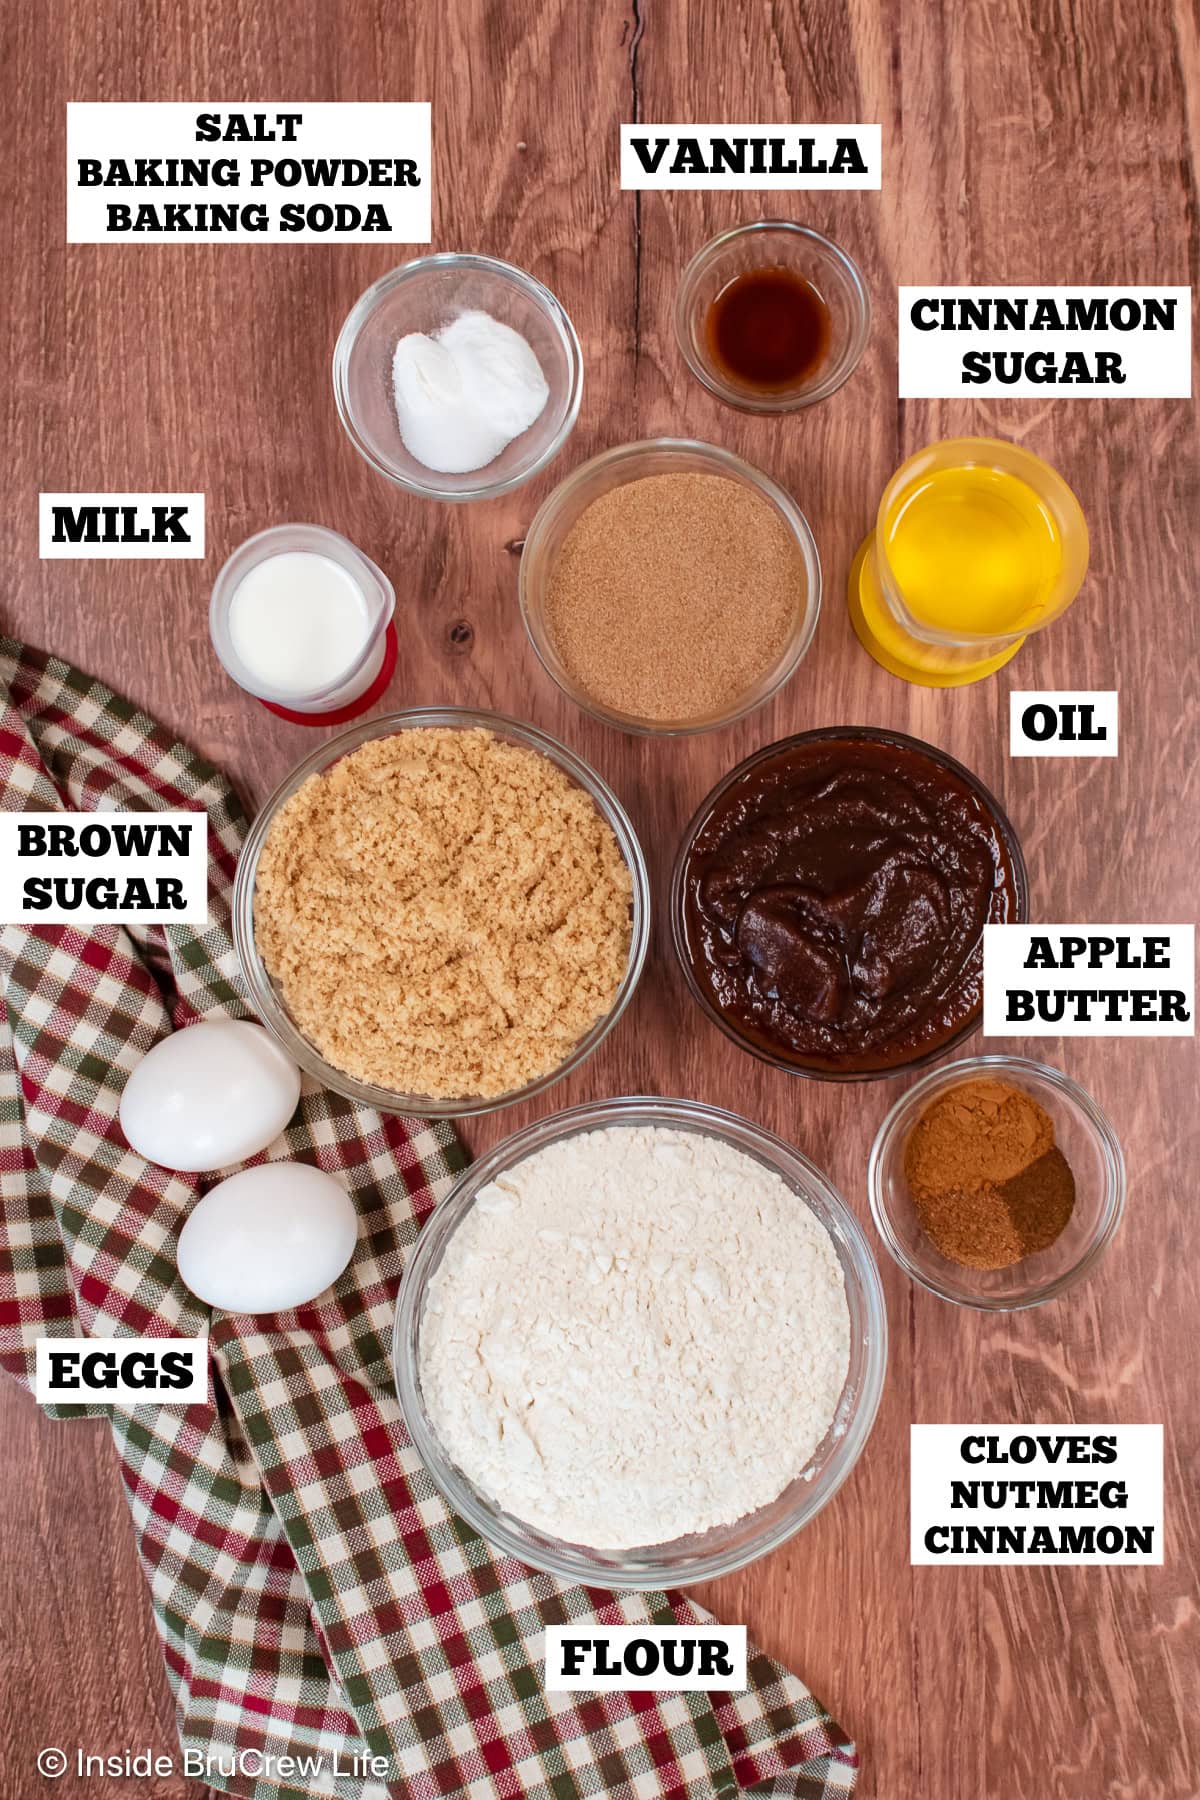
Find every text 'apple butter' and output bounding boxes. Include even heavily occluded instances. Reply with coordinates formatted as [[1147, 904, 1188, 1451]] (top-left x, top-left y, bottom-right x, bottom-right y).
[[676, 731, 1025, 1075]]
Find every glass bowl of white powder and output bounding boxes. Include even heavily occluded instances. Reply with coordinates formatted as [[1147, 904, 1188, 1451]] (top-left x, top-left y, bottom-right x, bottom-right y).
[[393, 1097, 887, 1588], [333, 253, 583, 501]]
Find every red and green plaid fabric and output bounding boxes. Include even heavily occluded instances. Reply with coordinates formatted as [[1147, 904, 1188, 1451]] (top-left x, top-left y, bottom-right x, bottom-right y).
[[0, 637, 858, 1800]]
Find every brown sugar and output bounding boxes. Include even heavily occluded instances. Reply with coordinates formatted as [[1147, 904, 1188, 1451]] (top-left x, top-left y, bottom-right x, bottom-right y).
[[903, 1079, 1075, 1271], [543, 472, 806, 723], [253, 729, 633, 1100]]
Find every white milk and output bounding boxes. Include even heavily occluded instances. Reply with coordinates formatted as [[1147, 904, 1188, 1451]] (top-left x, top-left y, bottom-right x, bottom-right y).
[[227, 551, 371, 697]]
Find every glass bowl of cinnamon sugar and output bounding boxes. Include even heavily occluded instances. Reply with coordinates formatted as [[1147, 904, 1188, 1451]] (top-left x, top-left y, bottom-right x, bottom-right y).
[[518, 439, 821, 735], [868, 1055, 1125, 1310]]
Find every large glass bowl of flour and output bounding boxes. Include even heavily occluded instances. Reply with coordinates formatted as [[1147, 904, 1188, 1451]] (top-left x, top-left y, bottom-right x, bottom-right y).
[[393, 1097, 887, 1588]]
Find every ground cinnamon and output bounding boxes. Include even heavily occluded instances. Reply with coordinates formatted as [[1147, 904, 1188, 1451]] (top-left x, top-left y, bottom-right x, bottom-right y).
[[903, 1079, 1076, 1271]]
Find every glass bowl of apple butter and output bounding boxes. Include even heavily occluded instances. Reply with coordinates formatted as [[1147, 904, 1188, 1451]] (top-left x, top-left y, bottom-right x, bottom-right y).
[[671, 727, 1028, 1080]]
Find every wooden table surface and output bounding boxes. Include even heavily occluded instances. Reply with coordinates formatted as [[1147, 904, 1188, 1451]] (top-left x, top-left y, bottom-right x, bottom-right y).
[[4, 3, 1198, 1796]]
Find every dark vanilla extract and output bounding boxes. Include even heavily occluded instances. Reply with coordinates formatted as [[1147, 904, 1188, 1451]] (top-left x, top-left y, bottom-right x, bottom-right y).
[[704, 266, 832, 391]]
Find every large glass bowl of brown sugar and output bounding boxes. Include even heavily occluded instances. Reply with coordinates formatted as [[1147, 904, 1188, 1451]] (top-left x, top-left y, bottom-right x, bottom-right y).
[[233, 708, 650, 1119], [518, 438, 821, 735]]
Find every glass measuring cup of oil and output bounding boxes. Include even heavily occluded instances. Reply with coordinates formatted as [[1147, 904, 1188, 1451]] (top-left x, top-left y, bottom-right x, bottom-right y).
[[848, 437, 1089, 686]]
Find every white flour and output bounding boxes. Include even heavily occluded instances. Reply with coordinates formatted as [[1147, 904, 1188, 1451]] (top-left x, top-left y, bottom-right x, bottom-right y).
[[419, 1124, 851, 1548]]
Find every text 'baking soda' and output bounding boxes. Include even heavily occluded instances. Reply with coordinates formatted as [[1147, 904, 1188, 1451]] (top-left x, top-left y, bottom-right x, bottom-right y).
[[66, 103, 431, 243]]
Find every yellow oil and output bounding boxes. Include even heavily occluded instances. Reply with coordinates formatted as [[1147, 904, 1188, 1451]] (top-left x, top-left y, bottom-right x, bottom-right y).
[[882, 463, 1063, 637]]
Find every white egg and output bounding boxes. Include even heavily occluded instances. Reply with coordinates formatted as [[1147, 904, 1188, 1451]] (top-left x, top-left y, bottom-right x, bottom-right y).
[[177, 1162, 358, 1313], [119, 1020, 301, 1172]]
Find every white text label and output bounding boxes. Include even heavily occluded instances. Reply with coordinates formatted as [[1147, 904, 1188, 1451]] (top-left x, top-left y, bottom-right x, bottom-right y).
[[983, 924, 1194, 1036], [899, 287, 1191, 397], [36, 1335, 209, 1404], [1009, 691, 1118, 757], [39, 493, 205, 560], [67, 104, 431, 243], [0, 811, 209, 925], [620, 124, 881, 190], [911, 1425, 1163, 1564], [544, 1625, 747, 1692]]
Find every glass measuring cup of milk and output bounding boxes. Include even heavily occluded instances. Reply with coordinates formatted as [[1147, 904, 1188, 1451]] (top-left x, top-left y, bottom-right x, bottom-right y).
[[210, 524, 395, 715], [848, 437, 1089, 687]]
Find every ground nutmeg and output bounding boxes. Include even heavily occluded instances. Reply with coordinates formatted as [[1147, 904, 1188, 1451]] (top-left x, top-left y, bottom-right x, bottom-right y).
[[903, 1078, 1076, 1271]]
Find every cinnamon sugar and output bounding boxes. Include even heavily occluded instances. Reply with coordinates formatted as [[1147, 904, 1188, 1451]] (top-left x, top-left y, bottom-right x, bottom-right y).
[[543, 472, 805, 723]]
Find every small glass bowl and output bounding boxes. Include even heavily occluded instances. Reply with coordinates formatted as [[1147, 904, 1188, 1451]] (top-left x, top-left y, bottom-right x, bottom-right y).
[[332, 253, 584, 502], [671, 727, 1029, 1082], [393, 1096, 887, 1588], [675, 221, 871, 411], [868, 1056, 1125, 1310], [232, 708, 649, 1118], [518, 438, 822, 736]]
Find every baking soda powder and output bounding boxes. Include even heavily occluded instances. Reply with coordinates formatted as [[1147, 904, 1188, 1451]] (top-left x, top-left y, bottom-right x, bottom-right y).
[[391, 309, 549, 474]]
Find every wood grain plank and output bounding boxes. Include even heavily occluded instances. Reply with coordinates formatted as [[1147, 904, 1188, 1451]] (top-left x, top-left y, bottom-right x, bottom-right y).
[[2, 0, 1197, 1795]]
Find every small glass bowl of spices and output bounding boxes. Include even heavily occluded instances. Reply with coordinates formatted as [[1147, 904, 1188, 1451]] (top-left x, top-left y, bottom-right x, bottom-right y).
[[519, 438, 821, 734], [869, 1056, 1125, 1310], [675, 221, 871, 411]]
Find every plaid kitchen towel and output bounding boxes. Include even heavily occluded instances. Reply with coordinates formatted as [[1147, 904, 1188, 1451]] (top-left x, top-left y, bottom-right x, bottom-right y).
[[0, 637, 859, 1800]]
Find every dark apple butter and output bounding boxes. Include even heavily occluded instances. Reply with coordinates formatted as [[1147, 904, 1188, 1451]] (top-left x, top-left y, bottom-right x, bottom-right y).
[[674, 730, 1026, 1075]]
